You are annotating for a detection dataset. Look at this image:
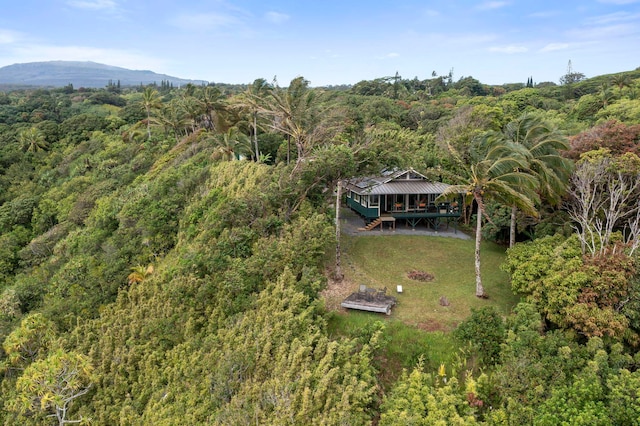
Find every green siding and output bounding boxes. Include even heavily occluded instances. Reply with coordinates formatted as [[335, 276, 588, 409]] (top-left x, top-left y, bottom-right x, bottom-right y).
[[346, 197, 379, 219]]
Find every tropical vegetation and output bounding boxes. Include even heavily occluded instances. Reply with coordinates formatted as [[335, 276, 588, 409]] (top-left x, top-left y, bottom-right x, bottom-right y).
[[0, 66, 639, 424]]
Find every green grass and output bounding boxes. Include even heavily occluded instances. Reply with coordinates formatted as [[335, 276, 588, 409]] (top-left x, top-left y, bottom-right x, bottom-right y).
[[326, 232, 521, 389], [327, 311, 457, 389], [340, 234, 520, 330]]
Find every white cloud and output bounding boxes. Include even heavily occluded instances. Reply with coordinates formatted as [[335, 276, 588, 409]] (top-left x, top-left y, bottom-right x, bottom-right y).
[[265, 11, 289, 24], [539, 43, 570, 52], [568, 23, 637, 40], [477, 1, 510, 10], [413, 31, 497, 46], [66, 0, 117, 10], [170, 13, 239, 31], [597, 0, 639, 4], [3, 43, 166, 71], [373, 52, 400, 60], [0, 29, 21, 44], [528, 10, 561, 19], [422, 9, 440, 17], [585, 12, 640, 25], [489, 44, 527, 53]]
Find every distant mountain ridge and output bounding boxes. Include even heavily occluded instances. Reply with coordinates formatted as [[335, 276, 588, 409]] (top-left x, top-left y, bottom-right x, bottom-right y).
[[0, 61, 208, 88]]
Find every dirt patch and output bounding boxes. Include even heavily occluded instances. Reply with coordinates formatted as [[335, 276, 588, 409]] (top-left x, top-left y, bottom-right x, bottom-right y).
[[407, 270, 435, 282], [416, 320, 448, 332], [321, 273, 357, 312]]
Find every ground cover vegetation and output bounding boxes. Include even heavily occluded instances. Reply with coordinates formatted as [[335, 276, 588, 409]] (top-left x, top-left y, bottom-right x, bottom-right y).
[[0, 67, 639, 424]]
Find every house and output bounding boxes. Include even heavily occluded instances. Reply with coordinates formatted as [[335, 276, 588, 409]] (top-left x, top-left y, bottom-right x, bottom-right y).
[[343, 169, 461, 231]]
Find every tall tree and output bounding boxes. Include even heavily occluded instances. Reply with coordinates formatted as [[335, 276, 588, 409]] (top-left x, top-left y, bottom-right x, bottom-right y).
[[154, 99, 190, 143], [243, 78, 272, 161], [261, 77, 320, 169], [611, 74, 632, 95], [18, 127, 48, 153], [568, 149, 640, 256], [140, 87, 162, 140], [210, 127, 252, 161], [560, 60, 585, 99], [195, 86, 226, 132], [439, 136, 538, 297], [178, 94, 204, 134], [498, 114, 573, 247], [9, 349, 94, 426]]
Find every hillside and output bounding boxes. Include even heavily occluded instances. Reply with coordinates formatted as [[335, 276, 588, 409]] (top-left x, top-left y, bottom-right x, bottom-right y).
[[0, 61, 208, 88], [0, 71, 639, 424]]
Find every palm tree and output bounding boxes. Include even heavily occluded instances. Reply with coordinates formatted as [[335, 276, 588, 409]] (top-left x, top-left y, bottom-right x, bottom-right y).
[[140, 87, 162, 139], [210, 127, 252, 161], [196, 86, 226, 132], [499, 114, 573, 247], [439, 137, 538, 297], [611, 74, 632, 95], [19, 127, 48, 153], [127, 264, 154, 285], [234, 78, 272, 162], [261, 77, 319, 168], [599, 82, 613, 107], [155, 99, 190, 143], [179, 94, 204, 134]]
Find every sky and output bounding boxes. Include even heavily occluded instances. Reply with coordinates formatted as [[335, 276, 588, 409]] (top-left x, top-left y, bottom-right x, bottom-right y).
[[0, 0, 639, 87]]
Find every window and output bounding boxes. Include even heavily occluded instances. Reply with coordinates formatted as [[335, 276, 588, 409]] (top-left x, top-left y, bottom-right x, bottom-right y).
[[369, 195, 379, 207]]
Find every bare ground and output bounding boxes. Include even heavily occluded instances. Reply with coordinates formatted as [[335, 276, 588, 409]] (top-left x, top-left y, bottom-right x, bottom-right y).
[[321, 271, 356, 312]]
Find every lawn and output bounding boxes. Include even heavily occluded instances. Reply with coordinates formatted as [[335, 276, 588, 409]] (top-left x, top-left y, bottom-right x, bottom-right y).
[[324, 232, 522, 387], [338, 234, 520, 330]]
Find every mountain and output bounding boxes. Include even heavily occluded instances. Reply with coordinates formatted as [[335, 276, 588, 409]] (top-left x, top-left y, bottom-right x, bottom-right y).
[[0, 61, 208, 88]]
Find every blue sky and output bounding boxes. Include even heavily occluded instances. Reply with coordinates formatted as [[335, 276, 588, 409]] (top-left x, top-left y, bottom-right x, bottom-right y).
[[0, 0, 639, 86]]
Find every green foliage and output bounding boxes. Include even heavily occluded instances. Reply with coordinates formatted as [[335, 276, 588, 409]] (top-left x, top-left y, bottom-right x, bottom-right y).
[[500, 88, 545, 113], [0, 194, 38, 230], [480, 203, 511, 243], [596, 98, 640, 124], [1, 313, 56, 369], [379, 360, 479, 425], [7, 349, 94, 425], [535, 361, 610, 425], [328, 313, 458, 389], [607, 368, 640, 425], [503, 234, 640, 341], [454, 306, 505, 365], [1, 72, 640, 424], [571, 93, 605, 122], [59, 113, 108, 144], [0, 226, 31, 284], [492, 310, 591, 422]]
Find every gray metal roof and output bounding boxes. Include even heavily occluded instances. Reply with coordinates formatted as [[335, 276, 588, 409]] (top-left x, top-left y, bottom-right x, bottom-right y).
[[344, 169, 452, 195], [362, 181, 451, 195]]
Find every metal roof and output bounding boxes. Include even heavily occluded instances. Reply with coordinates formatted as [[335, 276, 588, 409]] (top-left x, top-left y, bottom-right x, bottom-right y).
[[357, 181, 451, 195], [344, 169, 452, 195]]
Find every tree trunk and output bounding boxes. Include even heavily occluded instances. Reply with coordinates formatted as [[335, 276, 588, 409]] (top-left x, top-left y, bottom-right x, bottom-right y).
[[286, 135, 290, 165], [509, 205, 517, 248], [146, 110, 152, 140], [475, 204, 485, 297], [334, 181, 344, 281], [253, 112, 260, 162]]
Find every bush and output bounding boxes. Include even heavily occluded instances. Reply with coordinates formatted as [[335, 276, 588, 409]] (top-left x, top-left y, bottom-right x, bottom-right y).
[[454, 306, 505, 365]]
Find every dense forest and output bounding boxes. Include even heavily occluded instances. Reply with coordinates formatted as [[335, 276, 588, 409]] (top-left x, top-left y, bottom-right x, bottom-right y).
[[0, 67, 639, 425]]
